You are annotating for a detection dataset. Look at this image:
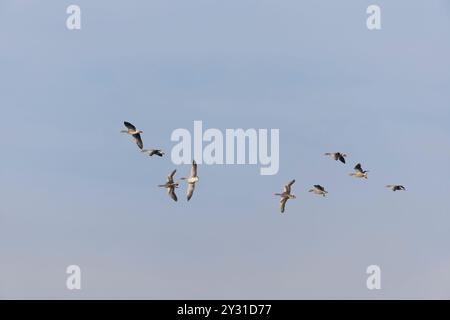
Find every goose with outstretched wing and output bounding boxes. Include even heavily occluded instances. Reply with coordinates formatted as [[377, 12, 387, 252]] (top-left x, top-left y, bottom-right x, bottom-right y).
[[158, 169, 179, 202], [386, 185, 406, 192], [309, 185, 328, 197], [324, 152, 347, 164], [274, 179, 296, 213], [121, 121, 144, 149], [350, 163, 369, 179], [142, 149, 165, 157], [181, 160, 199, 201]]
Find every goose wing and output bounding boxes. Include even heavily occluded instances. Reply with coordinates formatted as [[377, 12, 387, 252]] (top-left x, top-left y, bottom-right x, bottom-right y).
[[169, 188, 178, 202], [167, 169, 176, 183], [314, 185, 325, 192], [187, 182, 196, 201], [280, 197, 288, 213], [190, 160, 198, 177], [124, 121, 136, 131], [338, 155, 346, 163], [284, 179, 295, 193], [132, 133, 143, 149], [354, 163, 363, 173]]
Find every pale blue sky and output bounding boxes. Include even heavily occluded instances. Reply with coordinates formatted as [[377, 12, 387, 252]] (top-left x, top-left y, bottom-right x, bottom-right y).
[[1, 0, 450, 299]]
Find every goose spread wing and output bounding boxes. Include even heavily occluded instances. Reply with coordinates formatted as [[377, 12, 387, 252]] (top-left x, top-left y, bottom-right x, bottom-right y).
[[132, 133, 143, 149], [124, 121, 136, 131], [167, 169, 176, 183], [187, 183, 196, 201], [280, 197, 288, 213], [354, 163, 363, 173], [169, 189, 178, 202], [284, 179, 295, 193], [190, 160, 197, 177], [314, 185, 325, 191]]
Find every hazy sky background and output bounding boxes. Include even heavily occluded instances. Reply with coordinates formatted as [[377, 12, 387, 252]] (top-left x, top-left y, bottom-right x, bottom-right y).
[[1, 0, 450, 299]]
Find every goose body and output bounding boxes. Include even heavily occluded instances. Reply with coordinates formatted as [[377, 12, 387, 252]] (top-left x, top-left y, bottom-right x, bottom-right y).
[[349, 163, 369, 179], [274, 179, 296, 213], [386, 185, 406, 192], [324, 152, 347, 164], [181, 160, 199, 201], [121, 121, 144, 149], [309, 184, 328, 197], [158, 169, 179, 201]]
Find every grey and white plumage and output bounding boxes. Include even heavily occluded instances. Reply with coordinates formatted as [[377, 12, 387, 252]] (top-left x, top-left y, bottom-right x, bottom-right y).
[[121, 121, 144, 149], [142, 149, 165, 157], [181, 160, 199, 201], [324, 152, 347, 164], [158, 169, 179, 201], [274, 179, 296, 213], [386, 185, 406, 192], [349, 163, 369, 179], [308, 184, 328, 197]]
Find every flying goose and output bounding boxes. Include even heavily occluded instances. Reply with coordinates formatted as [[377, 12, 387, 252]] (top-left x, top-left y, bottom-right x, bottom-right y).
[[142, 149, 165, 157], [386, 185, 406, 192], [158, 169, 179, 201], [121, 121, 144, 149], [308, 185, 328, 197], [181, 160, 199, 201], [324, 152, 347, 164], [274, 179, 296, 213], [349, 163, 369, 179]]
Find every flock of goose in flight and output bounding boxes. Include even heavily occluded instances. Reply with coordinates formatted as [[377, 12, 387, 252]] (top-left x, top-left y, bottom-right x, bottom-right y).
[[121, 121, 406, 212], [275, 152, 406, 213], [121, 121, 199, 202]]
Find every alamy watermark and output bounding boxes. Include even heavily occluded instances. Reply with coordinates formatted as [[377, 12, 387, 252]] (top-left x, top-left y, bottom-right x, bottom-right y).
[[66, 265, 81, 290], [366, 265, 381, 290], [67, 4, 381, 32], [66, 5, 81, 30], [367, 5, 381, 30], [171, 121, 279, 175]]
